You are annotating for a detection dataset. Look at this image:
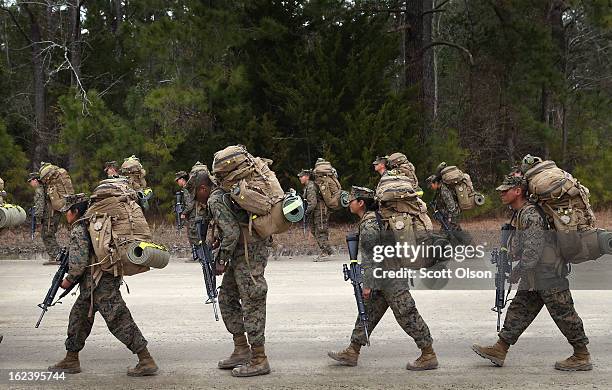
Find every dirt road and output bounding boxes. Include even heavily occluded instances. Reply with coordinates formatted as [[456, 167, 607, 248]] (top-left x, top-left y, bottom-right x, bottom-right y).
[[0, 256, 610, 389]]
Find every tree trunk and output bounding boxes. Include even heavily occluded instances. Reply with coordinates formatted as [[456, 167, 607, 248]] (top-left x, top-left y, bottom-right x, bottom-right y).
[[422, 0, 436, 123], [70, 0, 82, 85]]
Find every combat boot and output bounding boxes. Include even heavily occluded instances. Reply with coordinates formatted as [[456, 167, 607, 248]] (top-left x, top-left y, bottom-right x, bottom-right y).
[[406, 345, 438, 371], [127, 347, 158, 377], [554, 345, 592, 371], [471, 339, 509, 367], [218, 334, 251, 369], [231, 344, 271, 377], [327, 342, 361, 366], [48, 351, 81, 374]]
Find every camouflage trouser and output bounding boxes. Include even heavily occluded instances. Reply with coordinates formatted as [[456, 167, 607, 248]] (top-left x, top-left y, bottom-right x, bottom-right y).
[[499, 288, 589, 348], [309, 208, 332, 255], [65, 273, 148, 354], [41, 212, 61, 260], [351, 287, 433, 349], [186, 217, 199, 247], [219, 241, 269, 346]]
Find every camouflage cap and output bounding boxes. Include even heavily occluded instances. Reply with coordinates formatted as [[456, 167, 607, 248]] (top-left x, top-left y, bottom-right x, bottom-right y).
[[348, 186, 375, 202], [372, 155, 389, 165], [59, 193, 89, 212], [425, 174, 440, 186], [26, 172, 40, 182], [175, 170, 189, 182], [104, 161, 117, 171], [496, 174, 526, 192], [297, 169, 312, 178]]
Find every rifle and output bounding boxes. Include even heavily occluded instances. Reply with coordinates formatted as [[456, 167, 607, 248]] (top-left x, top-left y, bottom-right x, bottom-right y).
[[344, 233, 370, 346], [490, 222, 516, 332], [302, 199, 308, 236], [29, 206, 36, 240], [192, 218, 219, 321], [35, 247, 76, 328], [174, 191, 184, 231]]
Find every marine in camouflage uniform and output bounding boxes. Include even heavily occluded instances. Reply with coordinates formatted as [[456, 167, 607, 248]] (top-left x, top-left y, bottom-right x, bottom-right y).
[[28, 173, 61, 265], [48, 193, 158, 376], [103, 161, 120, 178], [191, 170, 270, 377], [299, 169, 332, 259], [472, 175, 592, 371], [328, 186, 438, 371]]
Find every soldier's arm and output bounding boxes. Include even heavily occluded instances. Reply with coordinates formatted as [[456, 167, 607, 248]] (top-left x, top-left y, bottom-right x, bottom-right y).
[[65, 224, 90, 284], [33, 188, 45, 218], [305, 182, 317, 215], [208, 198, 241, 264], [182, 189, 195, 217], [440, 185, 460, 218], [517, 207, 545, 272], [359, 220, 379, 290]]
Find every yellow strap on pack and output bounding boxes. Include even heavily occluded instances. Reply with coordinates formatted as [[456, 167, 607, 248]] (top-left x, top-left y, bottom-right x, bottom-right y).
[[138, 241, 167, 251], [2, 203, 17, 209]]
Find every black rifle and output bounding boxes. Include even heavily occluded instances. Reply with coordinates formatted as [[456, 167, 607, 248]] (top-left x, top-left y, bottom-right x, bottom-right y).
[[192, 218, 219, 321], [490, 223, 516, 332], [430, 202, 460, 246], [174, 191, 184, 231], [302, 199, 308, 236], [344, 233, 370, 346], [35, 247, 76, 328], [29, 206, 36, 240]]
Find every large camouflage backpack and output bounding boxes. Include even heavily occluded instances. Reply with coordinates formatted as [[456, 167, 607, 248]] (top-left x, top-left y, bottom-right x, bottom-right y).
[[375, 172, 437, 268], [523, 160, 608, 263], [439, 164, 485, 210], [120, 155, 147, 191], [387, 152, 421, 193], [312, 158, 349, 210], [212, 145, 303, 239], [83, 178, 161, 278], [39, 163, 75, 211]]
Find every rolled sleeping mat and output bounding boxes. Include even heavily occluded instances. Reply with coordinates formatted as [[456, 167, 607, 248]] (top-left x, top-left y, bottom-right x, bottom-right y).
[[339, 190, 350, 208], [474, 193, 485, 206], [597, 229, 612, 256], [282, 192, 304, 223], [126, 241, 170, 269], [0, 204, 27, 228]]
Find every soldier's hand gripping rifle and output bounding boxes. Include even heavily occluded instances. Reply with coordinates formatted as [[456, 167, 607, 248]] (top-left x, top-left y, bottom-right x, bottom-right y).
[[344, 233, 370, 346], [490, 223, 516, 332], [430, 202, 459, 246], [35, 247, 76, 328], [29, 206, 36, 240], [174, 191, 184, 231], [192, 218, 219, 321]]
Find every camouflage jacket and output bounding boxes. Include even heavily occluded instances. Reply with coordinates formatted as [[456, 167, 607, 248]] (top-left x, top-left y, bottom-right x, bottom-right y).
[[180, 188, 197, 219], [509, 202, 567, 290], [66, 222, 91, 284], [303, 180, 327, 216], [207, 187, 255, 265], [435, 183, 460, 220], [359, 211, 380, 290]]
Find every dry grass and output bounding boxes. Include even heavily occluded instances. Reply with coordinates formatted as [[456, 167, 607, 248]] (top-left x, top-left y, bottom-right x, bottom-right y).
[[1, 209, 610, 257]]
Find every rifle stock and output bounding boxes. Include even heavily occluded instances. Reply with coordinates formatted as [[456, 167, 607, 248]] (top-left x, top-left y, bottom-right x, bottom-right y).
[[35, 247, 75, 328]]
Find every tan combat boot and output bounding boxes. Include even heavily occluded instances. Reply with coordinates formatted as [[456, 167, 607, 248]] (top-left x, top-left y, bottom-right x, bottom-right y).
[[218, 334, 251, 369], [127, 347, 159, 377], [406, 345, 439, 371], [231, 344, 271, 377], [472, 339, 509, 367], [327, 342, 361, 366], [48, 351, 81, 374], [554, 345, 592, 371]]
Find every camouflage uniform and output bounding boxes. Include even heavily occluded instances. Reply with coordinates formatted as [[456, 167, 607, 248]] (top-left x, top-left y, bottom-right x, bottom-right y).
[[208, 188, 269, 346], [304, 180, 332, 256], [434, 183, 462, 231], [0, 177, 5, 205], [181, 189, 204, 246], [64, 222, 148, 354], [34, 186, 61, 259], [498, 203, 589, 348], [350, 210, 433, 349]]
